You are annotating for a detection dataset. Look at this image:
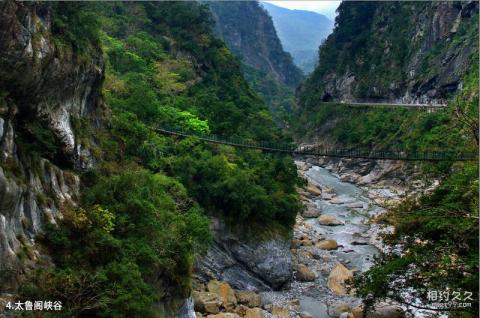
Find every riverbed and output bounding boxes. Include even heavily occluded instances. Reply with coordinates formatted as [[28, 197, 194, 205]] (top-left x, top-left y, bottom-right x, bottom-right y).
[[261, 161, 396, 318]]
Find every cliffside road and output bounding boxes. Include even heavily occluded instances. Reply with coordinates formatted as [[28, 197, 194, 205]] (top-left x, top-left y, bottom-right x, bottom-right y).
[[318, 101, 447, 110]]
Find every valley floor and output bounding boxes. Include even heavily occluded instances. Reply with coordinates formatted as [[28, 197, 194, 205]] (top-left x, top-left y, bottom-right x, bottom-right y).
[[189, 159, 422, 318]]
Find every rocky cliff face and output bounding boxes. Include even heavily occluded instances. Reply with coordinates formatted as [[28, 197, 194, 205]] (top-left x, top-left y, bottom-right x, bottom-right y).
[[300, 1, 478, 105], [195, 217, 292, 292], [209, 1, 303, 88], [0, 1, 103, 287]]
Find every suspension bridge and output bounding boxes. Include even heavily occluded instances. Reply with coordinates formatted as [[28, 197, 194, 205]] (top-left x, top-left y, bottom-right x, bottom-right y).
[[153, 127, 477, 162]]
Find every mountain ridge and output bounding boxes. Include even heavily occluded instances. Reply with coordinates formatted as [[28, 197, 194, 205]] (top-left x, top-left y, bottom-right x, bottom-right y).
[[209, 1, 303, 88], [261, 2, 334, 73]]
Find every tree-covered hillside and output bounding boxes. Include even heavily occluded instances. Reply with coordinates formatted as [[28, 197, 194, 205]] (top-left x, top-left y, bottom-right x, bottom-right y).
[[209, 1, 304, 126], [300, 1, 478, 104], [13, 2, 301, 316]]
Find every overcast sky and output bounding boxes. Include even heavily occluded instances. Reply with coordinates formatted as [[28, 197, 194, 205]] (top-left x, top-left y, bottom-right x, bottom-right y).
[[263, 1, 341, 20]]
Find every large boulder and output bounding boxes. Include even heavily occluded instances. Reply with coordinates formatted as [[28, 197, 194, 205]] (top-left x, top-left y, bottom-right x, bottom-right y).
[[302, 205, 321, 218], [327, 263, 353, 295], [318, 215, 344, 226], [305, 184, 322, 197], [195, 243, 272, 291], [270, 306, 290, 318], [295, 264, 316, 282], [235, 291, 262, 308], [245, 308, 268, 318], [330, 196, 356, 204], [228, 238, 293, 289], [299, 312, 313, 318], [207, 280, 237, 310], [366, 303, 405, 318], [346, 202, 365, 209], [328, 302, 351, 317], [315, 239, 338, 250], [193, 291, 221, 314], [195, 220, 292, 290]]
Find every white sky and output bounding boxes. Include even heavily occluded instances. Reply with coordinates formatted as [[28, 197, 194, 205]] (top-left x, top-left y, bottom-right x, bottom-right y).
[[263, 1, 341, 20]]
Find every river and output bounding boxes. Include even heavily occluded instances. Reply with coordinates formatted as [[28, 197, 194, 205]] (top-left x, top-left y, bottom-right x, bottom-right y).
[[261, 161, 398, 318]]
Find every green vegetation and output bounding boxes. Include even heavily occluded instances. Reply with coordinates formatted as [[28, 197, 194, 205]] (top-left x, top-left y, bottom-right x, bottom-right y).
[[243, 64, 296, 126], [293, 62, 478, 173], [22, 171, 210, 317], [358, 161, 479, 317], [18, 2, 301, 316], [354, 66, 479, 316], [294, 3, 479, 315], [300, 2, 478, 103]]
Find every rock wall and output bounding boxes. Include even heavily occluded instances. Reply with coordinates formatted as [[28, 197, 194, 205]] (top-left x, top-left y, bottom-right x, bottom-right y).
[[0, 0, 103, 287], [299, 1, 478, 104], [195, 217, 293, 292]]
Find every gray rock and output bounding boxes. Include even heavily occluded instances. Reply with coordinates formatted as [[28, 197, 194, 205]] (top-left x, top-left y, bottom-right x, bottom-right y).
[[195, 220, 293, 291], [351, 240, 368, 245], [366, 303, 404, 318], [0, 1, 102, 280], [302, 206, 320, 218], [195, 243, 272, 292], [229, 238, 293, 289], [346, 201, 365, 209], [175, 297, 196, 318]]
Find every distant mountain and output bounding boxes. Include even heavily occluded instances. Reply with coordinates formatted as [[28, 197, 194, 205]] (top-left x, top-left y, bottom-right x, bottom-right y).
[[209, 1, 303, 88], [262, 2, 334, 73]]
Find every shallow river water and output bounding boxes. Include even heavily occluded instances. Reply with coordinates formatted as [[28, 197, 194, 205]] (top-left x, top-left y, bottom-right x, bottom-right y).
[[262, 163, 390, 317]]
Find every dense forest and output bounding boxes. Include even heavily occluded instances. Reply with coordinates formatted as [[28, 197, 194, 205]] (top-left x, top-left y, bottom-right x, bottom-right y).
[[209, 1, 303, 125], [0, 2, 301, 316]]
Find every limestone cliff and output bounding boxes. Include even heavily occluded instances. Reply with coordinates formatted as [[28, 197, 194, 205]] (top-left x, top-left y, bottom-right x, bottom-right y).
[[300, 1, 478, 105], [0, 1, 103, 288]]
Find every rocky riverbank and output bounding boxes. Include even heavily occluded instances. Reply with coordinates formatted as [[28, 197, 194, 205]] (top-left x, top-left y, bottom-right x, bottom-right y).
[[297, 155, 439, 207], [187, 159, 409, 318]]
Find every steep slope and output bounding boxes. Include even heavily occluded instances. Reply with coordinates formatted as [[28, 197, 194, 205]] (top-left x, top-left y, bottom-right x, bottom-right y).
[[294, 3, 478, 315], [0, 0, 104, 284], [0, 1, 301, 316], [262, 2, 334, 73], [300, 1, 478, 105], [294, 1, 478, 153], [209, 1, 303, 88]]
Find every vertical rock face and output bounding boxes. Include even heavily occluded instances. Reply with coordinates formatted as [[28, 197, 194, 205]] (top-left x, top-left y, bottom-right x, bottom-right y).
[[300, 1, 478, 104], [195, 218, 293, 291], [0, 0, 103, 283], [209, 1, 303, 87]]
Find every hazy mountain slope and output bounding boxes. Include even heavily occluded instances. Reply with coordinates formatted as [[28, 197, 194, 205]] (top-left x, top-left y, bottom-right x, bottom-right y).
[[262, 2, 334, 73], [209, 1, 303, 88]]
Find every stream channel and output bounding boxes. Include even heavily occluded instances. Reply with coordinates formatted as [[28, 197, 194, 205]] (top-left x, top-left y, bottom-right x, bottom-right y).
[[261, 161, 394, 318]]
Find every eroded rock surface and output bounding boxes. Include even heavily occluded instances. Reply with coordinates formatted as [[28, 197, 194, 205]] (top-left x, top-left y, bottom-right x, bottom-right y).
[[0, 0, 103, 293], [195, 219, 293, 291]]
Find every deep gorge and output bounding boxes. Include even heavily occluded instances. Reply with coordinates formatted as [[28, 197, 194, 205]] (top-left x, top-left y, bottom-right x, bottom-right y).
[[0, 1, 478, 318]]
